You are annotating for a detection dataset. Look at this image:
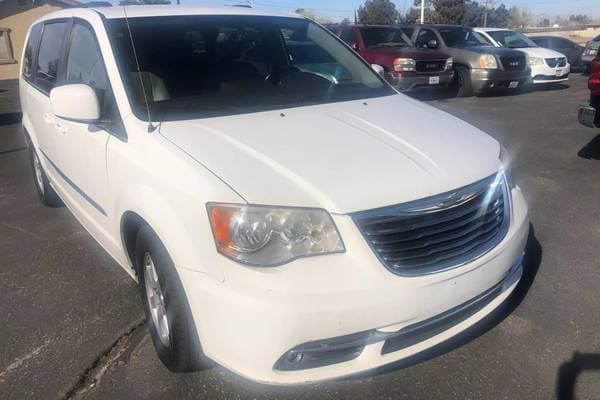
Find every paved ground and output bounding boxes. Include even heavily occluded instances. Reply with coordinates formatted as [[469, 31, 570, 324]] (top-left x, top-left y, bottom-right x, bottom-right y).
[[1, 75, 599, 400]]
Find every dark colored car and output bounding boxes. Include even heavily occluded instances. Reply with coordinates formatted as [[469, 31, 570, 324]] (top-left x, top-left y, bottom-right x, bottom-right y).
[[578, 55, 600, 128], [329, 25, 454, 91], [530, 36, 585, 70], [402, 25, 531, 97], [582, 35, 600, 72]]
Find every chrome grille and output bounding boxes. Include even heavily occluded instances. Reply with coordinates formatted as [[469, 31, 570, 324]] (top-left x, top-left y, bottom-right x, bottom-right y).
[[415, 59, 447, 73], [500, 55, 526, 71], [352, 174, 510, 275], [545, 57, 567, 68]]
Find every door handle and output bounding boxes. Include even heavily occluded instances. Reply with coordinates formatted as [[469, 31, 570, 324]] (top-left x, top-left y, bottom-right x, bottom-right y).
[[55, 123, 68, 135]]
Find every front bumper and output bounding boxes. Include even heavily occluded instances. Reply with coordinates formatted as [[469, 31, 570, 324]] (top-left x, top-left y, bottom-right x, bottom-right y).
[[470, 68, 531, 93], [386, 70, 454, 91], [531, 63, 570, 84], [178, 187, 529, 385]]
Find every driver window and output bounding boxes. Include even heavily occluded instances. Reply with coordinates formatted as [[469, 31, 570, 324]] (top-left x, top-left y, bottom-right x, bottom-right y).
[[415, 29, 436, 48], [66, 22, 124, 137]]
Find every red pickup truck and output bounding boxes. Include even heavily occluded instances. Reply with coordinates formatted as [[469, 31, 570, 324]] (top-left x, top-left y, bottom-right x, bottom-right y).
[[579, 55, 600, 128], [329, 25, 454, 91]]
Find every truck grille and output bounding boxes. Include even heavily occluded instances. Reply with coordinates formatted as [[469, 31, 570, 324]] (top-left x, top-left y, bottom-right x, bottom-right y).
[[352, 174, 509, 275], [500, 55, 526, 71], [415, 59, 446, 73], [545, 57, 567, 68]]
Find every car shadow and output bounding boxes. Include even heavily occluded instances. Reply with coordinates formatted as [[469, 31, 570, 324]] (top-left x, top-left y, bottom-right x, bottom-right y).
[[342, 225, 542, 382], [556, 352, 600, 400], [578, 135, 600, 160], [0, 112, 22, 126]]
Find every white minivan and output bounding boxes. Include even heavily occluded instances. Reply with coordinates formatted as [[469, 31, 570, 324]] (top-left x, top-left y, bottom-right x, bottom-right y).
[[475, 27, 570, 85], [20, 6, 529, 384]]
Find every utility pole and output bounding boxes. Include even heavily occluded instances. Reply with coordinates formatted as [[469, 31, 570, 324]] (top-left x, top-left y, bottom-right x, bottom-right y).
[[420, 0, 425, 24], [483, 0, 489, 27]]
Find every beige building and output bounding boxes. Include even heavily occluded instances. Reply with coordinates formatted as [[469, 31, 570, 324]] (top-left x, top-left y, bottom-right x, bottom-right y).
[[0, 0, 81, 81]]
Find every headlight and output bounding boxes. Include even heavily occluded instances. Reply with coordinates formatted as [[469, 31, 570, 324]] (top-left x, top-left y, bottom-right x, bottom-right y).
[[479, 54, 498, 69], [393, 58, 416, 72], [529, 56, 544, 66], [446, 57, 453, 69], [207, 203, 345, 267], [499, 145, 515, 188]]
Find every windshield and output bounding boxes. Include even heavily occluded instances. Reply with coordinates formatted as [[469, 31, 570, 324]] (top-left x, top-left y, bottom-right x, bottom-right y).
[[361, 27, 413, 48], [488, 31, 538, 48], [105, 16, 393, 122], [439, 28, 490, 47]]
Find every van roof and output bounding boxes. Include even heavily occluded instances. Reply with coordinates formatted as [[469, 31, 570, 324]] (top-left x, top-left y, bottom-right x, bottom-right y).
[[91, 5, 301, 20]]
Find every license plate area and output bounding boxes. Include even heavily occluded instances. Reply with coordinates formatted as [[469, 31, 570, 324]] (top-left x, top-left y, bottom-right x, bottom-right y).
[[429, 76, 440, 85], [508, 81, 519, 89]]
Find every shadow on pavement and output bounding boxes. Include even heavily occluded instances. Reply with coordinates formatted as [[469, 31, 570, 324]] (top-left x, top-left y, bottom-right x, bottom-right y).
[[0, 112, 22, 126], [344, 225, 542, 382], [578, 135, 600, 160], [556, 352, 600, 400]]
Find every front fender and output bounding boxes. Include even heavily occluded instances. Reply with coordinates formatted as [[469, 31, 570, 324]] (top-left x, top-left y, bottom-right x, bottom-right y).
[[115, 184, 225, 282]]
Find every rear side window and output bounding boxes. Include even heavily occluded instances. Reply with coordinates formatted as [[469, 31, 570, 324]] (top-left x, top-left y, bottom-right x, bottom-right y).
[[35, 21, 68, 93], [532, 37, 548, 47], [23, 23, 42, 78], [340, 29, 358, 44]]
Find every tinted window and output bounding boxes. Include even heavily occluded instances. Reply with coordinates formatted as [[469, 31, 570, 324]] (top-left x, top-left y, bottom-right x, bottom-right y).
[[531, 37, 549, 47], [415, 29, 437, 48], [36, 21, 68, 92], [106, 16, 393, 122], [488, 31, 538, 48], [360, 27, 412, 48], [23, 23, 42, 78], [66, 22, 124, 136], [553, 38, 572, 48], [593, 35, 600, 42], [340, 29, 357, 44], [439, 28, 489, 47], [400, 27, 414, 38]]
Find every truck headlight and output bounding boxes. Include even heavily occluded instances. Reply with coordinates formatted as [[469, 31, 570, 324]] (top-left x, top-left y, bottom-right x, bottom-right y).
[[529, 56, 544, 66], [207, 203, 345, 266], [393, 58, 416, 72], [479, 54, 498, 69]]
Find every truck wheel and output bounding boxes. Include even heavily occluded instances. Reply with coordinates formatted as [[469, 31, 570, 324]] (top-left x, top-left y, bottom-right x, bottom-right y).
[[135, 225, 207, 372], [28, 145, 62, 207], [455, 67, 474, 98]]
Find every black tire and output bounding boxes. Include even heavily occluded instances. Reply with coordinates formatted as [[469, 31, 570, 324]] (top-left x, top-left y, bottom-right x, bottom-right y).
[[26, 136, 62, 207], [455, 67, 474, 98], [135, 225, 206, 372]]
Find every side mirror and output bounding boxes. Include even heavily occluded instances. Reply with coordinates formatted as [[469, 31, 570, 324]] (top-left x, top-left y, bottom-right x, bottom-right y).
[[427, 39, 438, 49], [348, 42, 359, 51], [50, 84, 100, 123], [371, 64, 385, 77]]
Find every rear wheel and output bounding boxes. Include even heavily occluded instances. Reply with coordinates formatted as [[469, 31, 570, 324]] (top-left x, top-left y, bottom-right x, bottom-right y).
[[455, 67, 474, 98], [28, 143, 62, 207], [135, 225, 207, 372]]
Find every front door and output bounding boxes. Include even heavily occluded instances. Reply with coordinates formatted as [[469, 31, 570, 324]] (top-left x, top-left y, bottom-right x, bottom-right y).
[[50, 19, 121, 227]]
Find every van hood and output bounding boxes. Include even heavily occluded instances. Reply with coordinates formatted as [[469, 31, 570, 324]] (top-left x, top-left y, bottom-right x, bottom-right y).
[[159, 94, 501, 214], [517, 46, 568, 59]]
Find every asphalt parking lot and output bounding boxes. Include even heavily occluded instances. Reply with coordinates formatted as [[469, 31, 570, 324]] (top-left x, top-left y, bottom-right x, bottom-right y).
[[1, 75, 599, 400]]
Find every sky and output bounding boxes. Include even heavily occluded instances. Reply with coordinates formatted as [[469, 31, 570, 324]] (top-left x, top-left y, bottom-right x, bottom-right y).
[[150, 0, 600, 22]]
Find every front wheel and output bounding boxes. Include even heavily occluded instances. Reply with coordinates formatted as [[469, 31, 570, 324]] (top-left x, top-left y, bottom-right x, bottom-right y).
[[135, 225, 207, 372], [455, 67, 474, 98]]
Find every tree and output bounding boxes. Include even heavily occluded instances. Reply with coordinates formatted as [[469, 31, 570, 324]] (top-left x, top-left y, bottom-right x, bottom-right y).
[[537, 18, 551, 28], [429, 0, 467, 25], [294, 8, 332, 24], [357, 0, 400, 25], [569, 14, 590, 25], [506, 6, 531, 29], [340, 18, 352, 26]]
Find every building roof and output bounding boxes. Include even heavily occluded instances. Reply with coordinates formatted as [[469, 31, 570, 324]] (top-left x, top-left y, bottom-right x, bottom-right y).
[[90, 5, 301, 20]]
